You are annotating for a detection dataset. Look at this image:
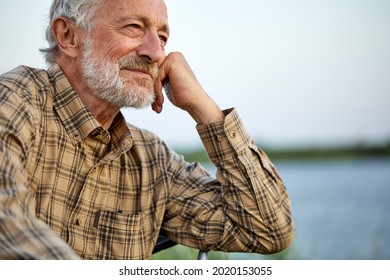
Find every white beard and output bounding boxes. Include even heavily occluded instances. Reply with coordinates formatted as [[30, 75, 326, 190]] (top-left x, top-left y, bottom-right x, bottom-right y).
[[81, 37, 158, 109]]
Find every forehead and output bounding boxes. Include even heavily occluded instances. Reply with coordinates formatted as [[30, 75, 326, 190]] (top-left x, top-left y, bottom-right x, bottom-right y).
[[96, 0, 168, 28]]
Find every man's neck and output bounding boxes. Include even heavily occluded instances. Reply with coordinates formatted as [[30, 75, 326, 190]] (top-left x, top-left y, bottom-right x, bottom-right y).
[[57, 60, 119, 130]]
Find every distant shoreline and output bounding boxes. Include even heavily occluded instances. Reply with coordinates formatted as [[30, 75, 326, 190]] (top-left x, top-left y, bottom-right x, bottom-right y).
[[177, 142, 390, 163]]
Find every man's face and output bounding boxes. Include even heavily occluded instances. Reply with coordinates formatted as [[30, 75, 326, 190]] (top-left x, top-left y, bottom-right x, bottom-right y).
[[80, 0, 169, 109]]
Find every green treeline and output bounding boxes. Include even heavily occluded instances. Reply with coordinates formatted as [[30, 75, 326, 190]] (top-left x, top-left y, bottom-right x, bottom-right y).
[[177, 141, 390, 163]]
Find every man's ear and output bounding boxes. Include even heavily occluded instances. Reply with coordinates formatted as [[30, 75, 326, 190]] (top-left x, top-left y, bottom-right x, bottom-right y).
[[51, 17, 81, 58]]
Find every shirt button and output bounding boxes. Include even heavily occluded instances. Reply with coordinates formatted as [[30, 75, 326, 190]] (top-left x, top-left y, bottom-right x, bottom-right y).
[[76, 218, 84, 227], [91, 167, 97, 174], [216, 135, 223, 142], [229, 131, 236, 138]]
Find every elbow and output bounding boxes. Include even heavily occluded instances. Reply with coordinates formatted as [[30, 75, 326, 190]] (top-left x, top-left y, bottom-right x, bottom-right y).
[[262, 221, 295, 255], [278, 223, 295, 253]]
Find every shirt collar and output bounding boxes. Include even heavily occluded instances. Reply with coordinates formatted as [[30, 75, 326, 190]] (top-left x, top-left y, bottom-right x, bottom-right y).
[[48, 63, 115, 146]]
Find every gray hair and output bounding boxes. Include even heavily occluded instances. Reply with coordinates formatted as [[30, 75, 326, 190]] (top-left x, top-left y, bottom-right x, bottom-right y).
[[40, 0, 104, 66]]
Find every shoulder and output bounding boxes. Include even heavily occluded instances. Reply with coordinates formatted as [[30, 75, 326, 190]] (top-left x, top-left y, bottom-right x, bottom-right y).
[[0, 66, 52, 113], [0, 66, 52, 131], [0, 65, 50, 92]]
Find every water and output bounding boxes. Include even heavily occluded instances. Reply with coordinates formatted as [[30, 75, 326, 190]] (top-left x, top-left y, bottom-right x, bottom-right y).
[[271, 158, 390, 260]]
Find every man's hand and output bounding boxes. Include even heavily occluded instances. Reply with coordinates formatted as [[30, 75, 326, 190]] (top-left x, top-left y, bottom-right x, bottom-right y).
[[153, 52, 224, 124]]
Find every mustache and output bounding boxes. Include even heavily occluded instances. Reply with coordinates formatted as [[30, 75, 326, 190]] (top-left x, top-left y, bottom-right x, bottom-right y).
[[118, 56, 159, 80]]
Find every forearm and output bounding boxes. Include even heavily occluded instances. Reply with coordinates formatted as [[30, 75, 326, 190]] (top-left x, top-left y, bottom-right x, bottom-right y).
[[186, 95, 225, 125], [0, 169, 80, 259], [0, 215, 80, 259], [0, 152, 80, 259]]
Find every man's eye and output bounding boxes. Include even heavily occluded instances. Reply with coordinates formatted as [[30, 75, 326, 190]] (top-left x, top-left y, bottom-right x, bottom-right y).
[[123, 24, 143, 37], [159, 36, 167, 44], [127, 24, 141, 30], [125, 24, 144, 33]]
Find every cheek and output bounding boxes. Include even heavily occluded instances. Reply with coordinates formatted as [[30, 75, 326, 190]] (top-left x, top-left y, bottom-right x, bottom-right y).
[[92, 32, 133, 59]]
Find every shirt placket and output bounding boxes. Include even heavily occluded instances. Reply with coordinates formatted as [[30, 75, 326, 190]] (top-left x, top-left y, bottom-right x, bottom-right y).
[[67, 132, 114, 258]]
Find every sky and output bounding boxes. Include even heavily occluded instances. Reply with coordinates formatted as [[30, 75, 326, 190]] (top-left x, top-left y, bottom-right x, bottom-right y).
[[1, 0, 389, 150]]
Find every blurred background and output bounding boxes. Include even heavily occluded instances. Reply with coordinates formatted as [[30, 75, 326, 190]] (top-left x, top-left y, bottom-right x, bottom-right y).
[[1, 0, 389, 260]]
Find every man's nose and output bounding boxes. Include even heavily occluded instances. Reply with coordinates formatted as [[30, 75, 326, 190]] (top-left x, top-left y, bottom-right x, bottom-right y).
[[136, 30, 165, 63]]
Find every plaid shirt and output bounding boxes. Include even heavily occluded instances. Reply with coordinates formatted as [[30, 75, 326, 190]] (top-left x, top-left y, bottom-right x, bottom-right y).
[[0, 64, 294, 260]]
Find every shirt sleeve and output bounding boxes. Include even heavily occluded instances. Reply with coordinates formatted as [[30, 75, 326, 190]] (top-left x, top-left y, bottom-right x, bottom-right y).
[[162, 108, 294, 254], [0, 84, 80, 259]]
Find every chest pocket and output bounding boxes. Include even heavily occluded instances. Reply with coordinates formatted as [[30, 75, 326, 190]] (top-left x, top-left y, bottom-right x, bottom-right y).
[[94, 210, 146, 259]]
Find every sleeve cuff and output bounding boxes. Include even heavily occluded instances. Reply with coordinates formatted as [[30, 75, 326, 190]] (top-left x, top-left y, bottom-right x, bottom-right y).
[[196, 108, 252, 164]]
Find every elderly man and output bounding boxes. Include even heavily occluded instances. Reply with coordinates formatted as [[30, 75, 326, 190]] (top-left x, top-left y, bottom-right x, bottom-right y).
[[0, 0, 294, 259]]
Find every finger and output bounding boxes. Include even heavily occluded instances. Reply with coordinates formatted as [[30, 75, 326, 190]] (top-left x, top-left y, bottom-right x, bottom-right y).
[[153, 60, 169, 113], [153, 79, 164, 113]]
